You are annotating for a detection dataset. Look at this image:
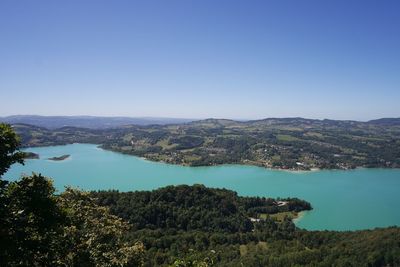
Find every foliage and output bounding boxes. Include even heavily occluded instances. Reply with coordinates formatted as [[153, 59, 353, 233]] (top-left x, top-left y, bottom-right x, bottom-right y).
[[169, 136, 205, 150], [91, 186, 400, 266], [171, 249, 217, 267], [0, 174, 145, 267], [0, 123, 25, 176], [0, 174, 63, 266], [91, 185, 311, 233], [58, 187, 145, 266]]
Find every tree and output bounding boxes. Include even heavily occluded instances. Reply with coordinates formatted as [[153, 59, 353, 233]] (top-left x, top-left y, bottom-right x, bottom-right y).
[[0, 174, 64, 266], [0, 123, 25, 177], [1, 174, 145, 267], [171, 249, 216, 267], [0, 123, 29, 265], [58, 187, 145, 266]]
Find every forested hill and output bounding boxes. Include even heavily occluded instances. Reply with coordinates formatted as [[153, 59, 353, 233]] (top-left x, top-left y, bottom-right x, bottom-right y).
[[90, 185, 400, 266], [13, 117, 400, 170], [91, 184, 311, 233]]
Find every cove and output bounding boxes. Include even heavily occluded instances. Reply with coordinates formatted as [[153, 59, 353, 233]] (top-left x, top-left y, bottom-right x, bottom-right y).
[[4, 143, 400, 231]]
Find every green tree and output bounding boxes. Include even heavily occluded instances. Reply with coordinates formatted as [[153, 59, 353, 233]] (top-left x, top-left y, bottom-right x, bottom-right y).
[[0, 174, 65, 266], [58, 187, 145, 266], [0, 123, 29, 265], [1, 174, 145, 267], [0, 123, 25, 177], [171, 249, 216, 267]]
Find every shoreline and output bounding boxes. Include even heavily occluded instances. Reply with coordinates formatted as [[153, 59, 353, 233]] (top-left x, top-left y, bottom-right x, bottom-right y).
[[292, 211, 308, 224], [21, 142, 399, 172], [10, 143, 400, 233]]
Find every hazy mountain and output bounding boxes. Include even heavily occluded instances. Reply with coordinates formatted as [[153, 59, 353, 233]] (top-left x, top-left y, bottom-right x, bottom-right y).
[[3, 115, 399, 129], [0, 115, 194, 129], [367, 118, 400, 126]]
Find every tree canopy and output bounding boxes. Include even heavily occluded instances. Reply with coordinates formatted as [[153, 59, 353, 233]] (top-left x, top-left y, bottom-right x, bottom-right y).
[[0, 123, 25, 177], [0, 174, 145, 266]]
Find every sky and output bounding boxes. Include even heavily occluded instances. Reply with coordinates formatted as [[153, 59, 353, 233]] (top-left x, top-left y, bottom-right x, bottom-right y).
[[0, 0, 399, 120]]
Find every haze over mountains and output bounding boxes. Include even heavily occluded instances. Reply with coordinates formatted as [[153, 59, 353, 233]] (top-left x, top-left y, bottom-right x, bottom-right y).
[[1, 115, 400, 129], [0, 115, 194, 129]]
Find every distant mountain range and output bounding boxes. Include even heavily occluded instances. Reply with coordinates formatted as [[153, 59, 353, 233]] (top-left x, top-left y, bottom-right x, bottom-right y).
[[1, 115, 399, 129], [366, 118, 400, 126], [0, 115, 194, 129]]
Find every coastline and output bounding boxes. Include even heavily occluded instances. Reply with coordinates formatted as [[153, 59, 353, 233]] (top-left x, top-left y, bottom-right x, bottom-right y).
[[292, 211, 308, 225], [10, 143, 400, 232], [21, 142, 399, 173]]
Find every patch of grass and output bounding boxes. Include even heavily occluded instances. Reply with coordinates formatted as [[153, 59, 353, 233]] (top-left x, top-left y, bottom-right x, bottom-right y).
[[277, 134, 299, 142], [271, 155, 281, 161], [304, 132, 324, 138], [257, 241, 268, 250], [259, 211, 298, 222], [239, 245, 248, 256], [156, 139, 177, 150], [270, 211, 298, 222], [182, 155, 201, 162]]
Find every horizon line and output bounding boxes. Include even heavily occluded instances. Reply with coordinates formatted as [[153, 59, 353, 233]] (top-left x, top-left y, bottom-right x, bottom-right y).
[[1, 114, 399, 123]]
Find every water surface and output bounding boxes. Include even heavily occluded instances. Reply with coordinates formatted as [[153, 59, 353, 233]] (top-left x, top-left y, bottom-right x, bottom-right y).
[[5, 143, 400, 231]]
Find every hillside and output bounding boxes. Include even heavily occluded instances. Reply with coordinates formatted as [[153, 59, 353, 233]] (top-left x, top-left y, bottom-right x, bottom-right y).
[[91, 185, 400, 266], [92, 184, 311, 233], [12, 117, 400, 170]]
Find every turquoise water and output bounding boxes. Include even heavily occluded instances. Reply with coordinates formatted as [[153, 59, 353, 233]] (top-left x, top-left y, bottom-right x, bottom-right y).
[[4, 143, 400, 231]]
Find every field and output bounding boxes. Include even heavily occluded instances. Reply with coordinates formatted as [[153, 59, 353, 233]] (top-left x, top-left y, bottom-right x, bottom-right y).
[[12, 117, 400, 170]]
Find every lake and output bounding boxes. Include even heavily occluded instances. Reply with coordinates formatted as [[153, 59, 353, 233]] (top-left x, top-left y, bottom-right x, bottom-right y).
[[4, 143, 400, 231]]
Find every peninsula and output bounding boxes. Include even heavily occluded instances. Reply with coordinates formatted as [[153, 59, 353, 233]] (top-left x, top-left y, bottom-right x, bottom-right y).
[[12, 117, 400, 170]]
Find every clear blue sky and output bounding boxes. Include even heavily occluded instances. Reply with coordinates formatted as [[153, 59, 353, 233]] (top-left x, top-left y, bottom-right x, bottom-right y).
[[0, 0, 399, 120]]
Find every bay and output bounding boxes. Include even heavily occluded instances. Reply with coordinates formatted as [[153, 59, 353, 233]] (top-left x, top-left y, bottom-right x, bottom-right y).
[[4, 143, 400, 231]]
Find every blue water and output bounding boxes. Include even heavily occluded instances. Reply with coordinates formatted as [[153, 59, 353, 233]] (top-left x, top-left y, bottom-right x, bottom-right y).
[[4, 143, 400, 231]]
